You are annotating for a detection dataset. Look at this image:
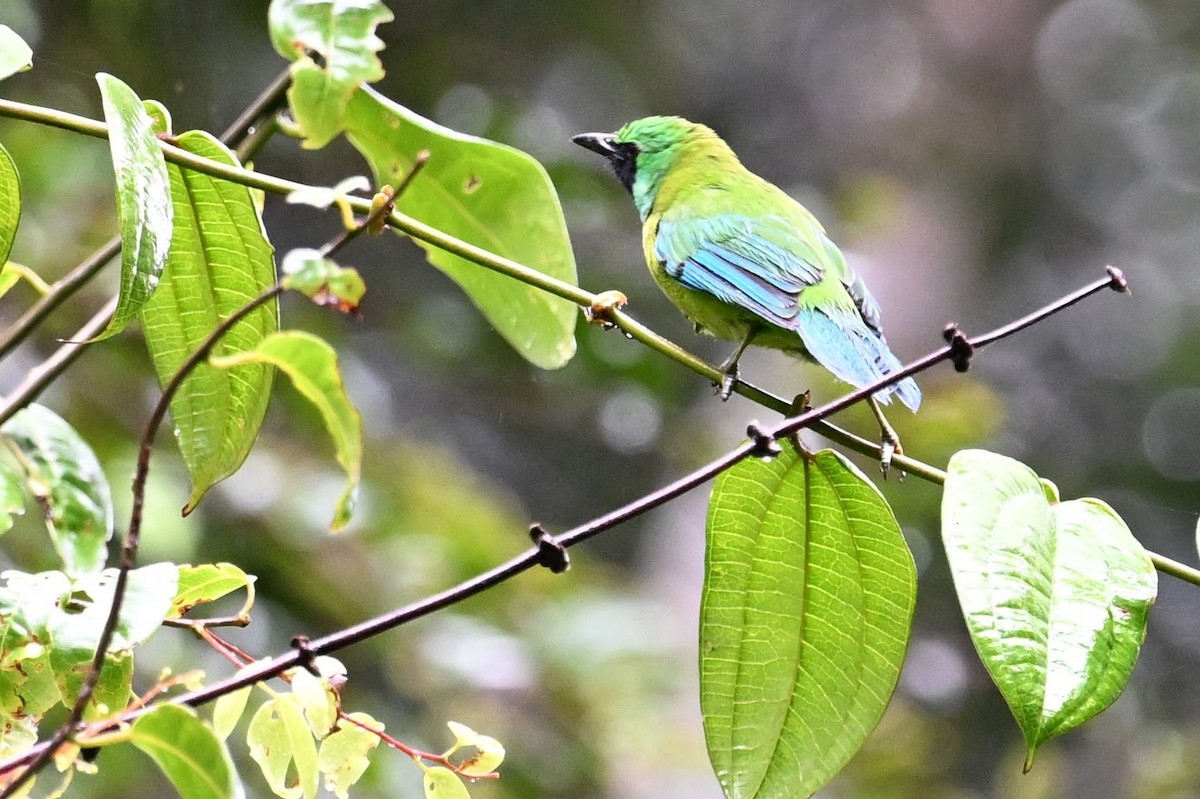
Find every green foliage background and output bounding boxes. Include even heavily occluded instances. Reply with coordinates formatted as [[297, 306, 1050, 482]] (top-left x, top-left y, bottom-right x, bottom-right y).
[[2, 0, 1199, 796]]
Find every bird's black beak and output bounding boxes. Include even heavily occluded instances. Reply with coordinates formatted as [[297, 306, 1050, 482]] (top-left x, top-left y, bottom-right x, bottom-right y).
[[572, 132, 619, 159]]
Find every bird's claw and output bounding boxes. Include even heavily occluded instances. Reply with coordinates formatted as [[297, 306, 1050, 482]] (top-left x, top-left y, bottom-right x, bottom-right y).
[[879, 435, 905, 480], [715, 366, 738, 401], [585, 290, 628, 329]]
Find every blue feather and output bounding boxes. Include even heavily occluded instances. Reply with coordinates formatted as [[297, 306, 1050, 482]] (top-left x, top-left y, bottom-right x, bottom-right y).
[[796, 308, 922, 411]]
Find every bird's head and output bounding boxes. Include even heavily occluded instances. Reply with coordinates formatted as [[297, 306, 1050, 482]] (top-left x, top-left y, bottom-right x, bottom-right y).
[[573, 116, 724, 217]]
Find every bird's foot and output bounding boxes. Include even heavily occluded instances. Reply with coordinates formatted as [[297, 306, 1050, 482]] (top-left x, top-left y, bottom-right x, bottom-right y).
[[784, 391, 812, 450], [585, 290, 628, 329], [879, 432, 905, 480], [714, 365, 739, 401]]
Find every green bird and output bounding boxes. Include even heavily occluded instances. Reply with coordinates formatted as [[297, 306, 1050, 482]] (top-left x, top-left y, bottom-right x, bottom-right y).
[[573, 116, 920, 463]]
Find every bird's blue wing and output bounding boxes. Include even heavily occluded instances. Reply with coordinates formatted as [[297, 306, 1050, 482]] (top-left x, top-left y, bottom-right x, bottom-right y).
[[654, 214, 824, 329], [655, 211, 922, 411]]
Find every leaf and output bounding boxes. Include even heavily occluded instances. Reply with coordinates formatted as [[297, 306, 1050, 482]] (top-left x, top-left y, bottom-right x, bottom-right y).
[[268, 0, 393, 149], [46, 564, 178, 655], [345, 87, 578, 369], [139, 122, 278, 514], [317, 712, 379, 799], [94, 73, 173, 339], [170, 563, 256, 619], [0, 460, 26, 535], [0, 26, 32, 80], [213, 686, 253, 742], [701, 444, 916, 799], [443, 721, 504, 777], [0, 142, 19, 265], [280, 248, 366, 313], [942, 449, 1157, 769], [247, 695, 319, 799], [422, 767, 469, 799], [290, 669, 338, 739], [1, 405, 113, 576], [210, 332, 362, 531], [131, 704, 245, 799]]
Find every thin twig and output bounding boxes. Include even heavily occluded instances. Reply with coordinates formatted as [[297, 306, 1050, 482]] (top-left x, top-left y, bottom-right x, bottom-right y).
[[0, 297, 117, 426]]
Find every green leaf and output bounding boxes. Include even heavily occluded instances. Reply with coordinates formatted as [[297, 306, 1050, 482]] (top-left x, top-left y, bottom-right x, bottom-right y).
[[317, 712, 379, 799], [281, 248, 366, 313], [170, 563, 255, 619], [94, 73, 173, 339], [443, 721, 504, 777], [5, 644, 60, 718], [942, 449, 1157, 769], [0, 460, 26, 534], [0, 143, 19, 265], [345, 87, 578, 369], [131, 704, 244, 799], [423, 767, 469, 799], [1, 405, 113, 575], [247, 695, 319, 799], [212, 681, 254, 742], [701, 444, 916, 799], [44, 565, 178, 662], [0, 26, 32, 80], [210, 332, 362, 531], [290, 669, 337, 739], [140, 124, 278, 514], [268, 0, 393, 149]]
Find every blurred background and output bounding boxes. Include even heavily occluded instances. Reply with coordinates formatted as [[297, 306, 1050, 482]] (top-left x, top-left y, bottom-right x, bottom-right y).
[[2, 0, 1200, 796]]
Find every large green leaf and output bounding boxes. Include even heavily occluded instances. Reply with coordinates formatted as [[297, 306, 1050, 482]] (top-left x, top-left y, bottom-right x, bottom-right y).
[[132, 704, 245, 799], [95, 74, 173, 339], [210, 332, 361, 531], [1, 405, 112, 575], [0, 26, 32, 81], [345, 87, 578, 370], [701, 445, 916, 799], [268, 0, 393, 149], [0, 142, 19, 265], [942, 449, 1157, 769], [139, 109, 278, 514]]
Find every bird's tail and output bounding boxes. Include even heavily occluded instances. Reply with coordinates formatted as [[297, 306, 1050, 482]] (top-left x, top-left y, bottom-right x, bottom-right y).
[[796, 308, 922, 411]]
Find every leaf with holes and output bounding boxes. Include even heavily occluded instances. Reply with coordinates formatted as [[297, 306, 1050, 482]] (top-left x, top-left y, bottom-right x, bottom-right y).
[[248, 694, 319, 799], [268, 0, 393, 148], [170, 563, 256, 619], [94, 74, 173, 339], [701, 444, 916, 799], [317, 712, 379, 799], [942, 449, 1157, 769], [345, 87, 578, 370]]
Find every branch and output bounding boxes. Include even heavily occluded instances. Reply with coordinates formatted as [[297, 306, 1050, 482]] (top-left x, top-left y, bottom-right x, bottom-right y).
[[0, 269, 1144, 783]]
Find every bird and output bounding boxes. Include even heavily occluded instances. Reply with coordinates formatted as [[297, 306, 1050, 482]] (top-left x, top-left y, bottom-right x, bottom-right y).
[[572, 115, 920, 468]]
